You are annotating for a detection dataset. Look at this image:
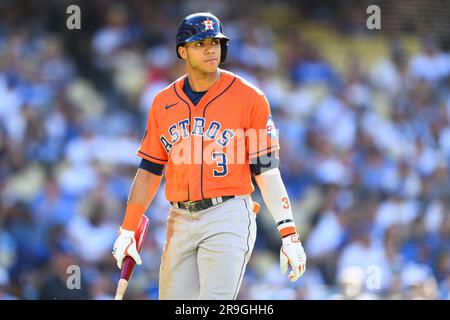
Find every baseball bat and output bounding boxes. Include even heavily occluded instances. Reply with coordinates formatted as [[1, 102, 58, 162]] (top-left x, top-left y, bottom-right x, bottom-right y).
[[114, 215, 150, 300]]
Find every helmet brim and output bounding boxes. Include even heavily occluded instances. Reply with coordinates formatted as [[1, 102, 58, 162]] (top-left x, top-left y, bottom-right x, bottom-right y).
[[180, 32, 229, 45], [176, 33, 230, 60]]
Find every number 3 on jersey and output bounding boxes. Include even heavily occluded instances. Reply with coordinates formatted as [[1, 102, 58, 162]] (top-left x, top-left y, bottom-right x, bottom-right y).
[[212, 152, 227, 177], [282, 197, 290, 209]]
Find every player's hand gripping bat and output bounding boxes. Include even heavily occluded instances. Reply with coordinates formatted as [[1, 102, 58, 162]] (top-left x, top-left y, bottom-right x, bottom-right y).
[[114, 215, 150, 300]]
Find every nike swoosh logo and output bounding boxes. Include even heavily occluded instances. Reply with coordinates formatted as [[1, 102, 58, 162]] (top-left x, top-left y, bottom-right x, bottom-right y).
[[165, 102, 178, 110]]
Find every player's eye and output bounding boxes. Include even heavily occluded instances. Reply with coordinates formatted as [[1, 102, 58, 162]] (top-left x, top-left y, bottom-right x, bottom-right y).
[[195, 42, 203, 47], [212, 39, 220, 46]]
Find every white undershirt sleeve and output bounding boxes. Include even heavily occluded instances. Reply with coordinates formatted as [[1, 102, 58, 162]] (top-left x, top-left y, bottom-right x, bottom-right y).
[[254, 168, 297, 237]]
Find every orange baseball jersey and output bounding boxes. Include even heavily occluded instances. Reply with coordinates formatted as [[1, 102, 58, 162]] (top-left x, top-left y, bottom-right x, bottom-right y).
[[137, 69, 279, 202]]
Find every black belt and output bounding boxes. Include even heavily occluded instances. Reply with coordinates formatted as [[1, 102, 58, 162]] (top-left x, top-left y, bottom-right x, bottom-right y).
[[171, 196, 235, 213]]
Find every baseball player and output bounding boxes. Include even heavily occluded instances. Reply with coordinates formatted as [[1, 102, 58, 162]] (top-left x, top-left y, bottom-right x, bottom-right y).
[[112, 12, 306, 300]]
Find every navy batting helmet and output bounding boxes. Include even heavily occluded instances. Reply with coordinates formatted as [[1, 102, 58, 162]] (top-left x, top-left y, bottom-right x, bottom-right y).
[[176, 12, 230, 63]]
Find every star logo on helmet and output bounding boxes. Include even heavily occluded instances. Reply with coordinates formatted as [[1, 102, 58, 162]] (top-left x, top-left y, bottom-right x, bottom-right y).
[[201, 18, 215, 31]]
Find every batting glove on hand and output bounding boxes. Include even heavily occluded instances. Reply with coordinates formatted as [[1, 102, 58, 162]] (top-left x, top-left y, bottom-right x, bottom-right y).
[[280, 233, 307, 282], [112, 227, 142, 269]]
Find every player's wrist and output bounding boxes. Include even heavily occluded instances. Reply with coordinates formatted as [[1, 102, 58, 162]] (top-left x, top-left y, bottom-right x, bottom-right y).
[[118, 226, 135, 238], [277, 219, 297, 238], [122, 203, 146, 232], [282, 233, 301, 245]]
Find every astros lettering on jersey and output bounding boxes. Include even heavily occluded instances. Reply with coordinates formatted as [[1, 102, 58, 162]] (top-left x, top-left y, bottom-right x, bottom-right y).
[[138, 69, 279, 202]]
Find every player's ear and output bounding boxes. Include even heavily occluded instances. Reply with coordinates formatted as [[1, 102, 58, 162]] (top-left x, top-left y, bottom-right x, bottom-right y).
[[178, 45, 187, 60]]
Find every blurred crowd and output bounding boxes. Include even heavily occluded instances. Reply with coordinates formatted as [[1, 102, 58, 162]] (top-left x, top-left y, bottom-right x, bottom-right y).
[[0, 0, 450, 300]]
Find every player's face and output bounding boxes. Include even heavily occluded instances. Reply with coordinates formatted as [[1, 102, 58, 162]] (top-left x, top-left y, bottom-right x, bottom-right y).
[[182, 38, 221, 73]]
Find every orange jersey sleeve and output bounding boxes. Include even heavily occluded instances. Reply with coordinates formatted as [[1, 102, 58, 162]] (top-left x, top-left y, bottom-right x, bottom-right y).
[[137, 100, 168, 165], [246, 94, 280, 160]]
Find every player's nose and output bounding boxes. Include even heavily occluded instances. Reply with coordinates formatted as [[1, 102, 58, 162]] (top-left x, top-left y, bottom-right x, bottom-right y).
[[204, 42, 217, 53]]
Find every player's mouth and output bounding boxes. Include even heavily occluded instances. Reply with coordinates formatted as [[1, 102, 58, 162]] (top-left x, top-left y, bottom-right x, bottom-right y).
[[205, 58, 218, 63]]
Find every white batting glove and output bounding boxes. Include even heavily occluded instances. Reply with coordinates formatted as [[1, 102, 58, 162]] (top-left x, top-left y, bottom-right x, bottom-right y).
[[112, 227, 142, 269], [280, 233, 307, 282]]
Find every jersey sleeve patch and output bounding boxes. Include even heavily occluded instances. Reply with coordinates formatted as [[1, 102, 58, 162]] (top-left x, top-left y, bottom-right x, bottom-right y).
[[266, 115, 277, 139]]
